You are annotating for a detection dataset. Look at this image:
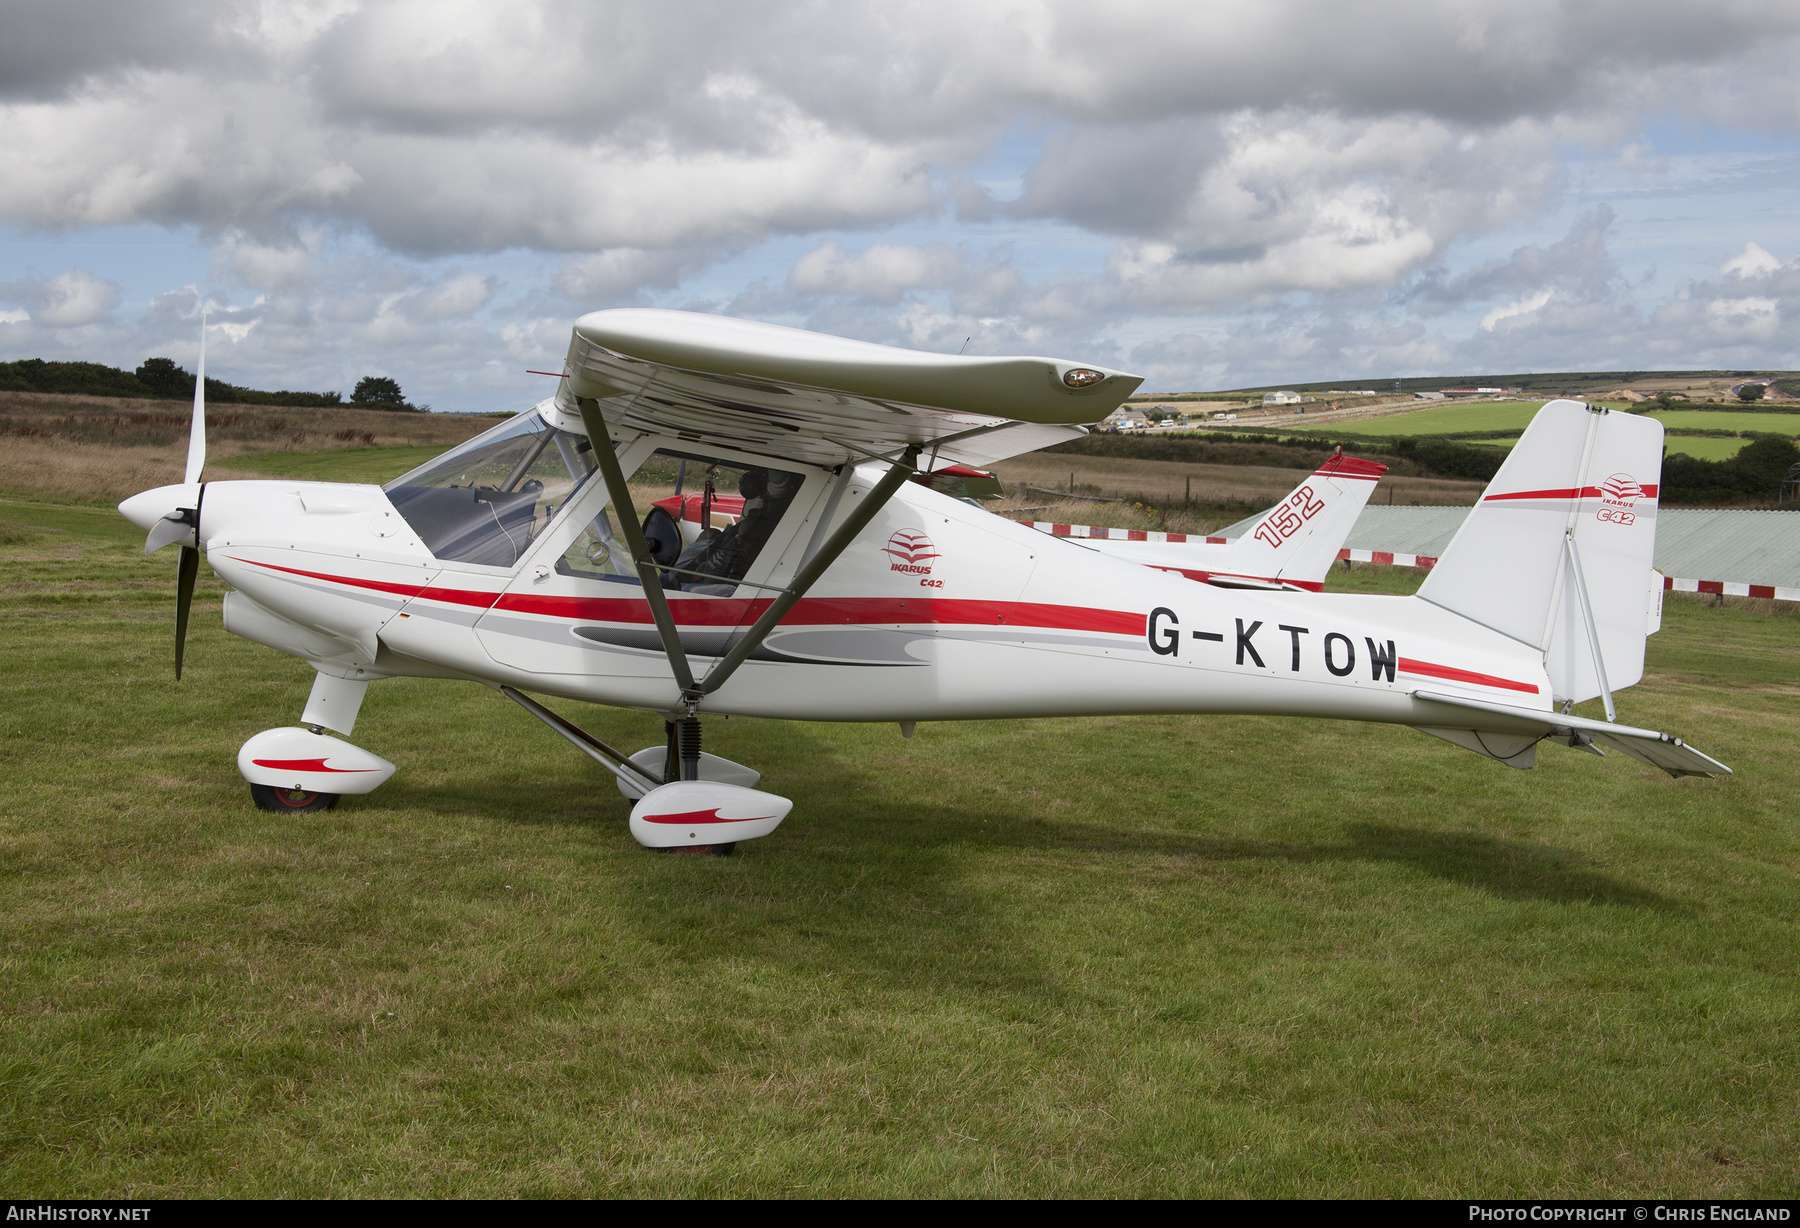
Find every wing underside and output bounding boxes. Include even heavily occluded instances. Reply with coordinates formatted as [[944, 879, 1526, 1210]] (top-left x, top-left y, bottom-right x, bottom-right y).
[[557, 309, 1143, 469]]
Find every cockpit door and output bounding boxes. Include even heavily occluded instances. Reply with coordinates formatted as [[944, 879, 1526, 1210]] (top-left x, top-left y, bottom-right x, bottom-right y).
[[473, 441, 832, 681]]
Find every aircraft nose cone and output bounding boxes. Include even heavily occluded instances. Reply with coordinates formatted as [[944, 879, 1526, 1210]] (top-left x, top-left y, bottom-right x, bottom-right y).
[[119, 483, 202, 532]]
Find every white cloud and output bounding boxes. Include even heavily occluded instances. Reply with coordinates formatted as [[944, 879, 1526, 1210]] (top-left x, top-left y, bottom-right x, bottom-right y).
[[2, 1, 1800, 403], [400, 274, 496, 322], [788, 241, 968, 304], [1704, 295, 1780, 341], [1481, 288, 1557, 332], [1722, 241, 1782, 278], [0, 269, 122, 327]]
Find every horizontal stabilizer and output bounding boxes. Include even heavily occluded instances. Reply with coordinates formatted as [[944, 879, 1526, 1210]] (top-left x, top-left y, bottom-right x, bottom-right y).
[[1411, 689, 1731, 778]]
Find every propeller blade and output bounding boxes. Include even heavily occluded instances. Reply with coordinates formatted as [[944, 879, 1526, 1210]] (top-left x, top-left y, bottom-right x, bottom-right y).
[[145, 511, 194, 555], [184, 309, 207, 485], [175, 543, 199, 680]]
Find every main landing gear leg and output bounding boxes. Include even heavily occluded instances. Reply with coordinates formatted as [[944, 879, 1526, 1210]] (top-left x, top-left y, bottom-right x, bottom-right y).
[[657, 713, 731, 855], [573, 397, 919, 857]]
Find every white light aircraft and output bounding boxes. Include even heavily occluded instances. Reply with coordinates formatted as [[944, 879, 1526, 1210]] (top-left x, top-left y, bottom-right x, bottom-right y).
[[119, 310, 1728, 854]]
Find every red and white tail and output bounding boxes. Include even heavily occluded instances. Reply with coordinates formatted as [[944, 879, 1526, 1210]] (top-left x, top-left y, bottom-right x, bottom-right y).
[[1418, 400, 1662, 710], [1215, 451, 1388, 590], [1064, 451, 1387, 590]]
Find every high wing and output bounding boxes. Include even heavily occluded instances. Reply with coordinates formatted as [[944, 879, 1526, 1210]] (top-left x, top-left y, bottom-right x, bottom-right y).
[[557, 309, 1142, 469]]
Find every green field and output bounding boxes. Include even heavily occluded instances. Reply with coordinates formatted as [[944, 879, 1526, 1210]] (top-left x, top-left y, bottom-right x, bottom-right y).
[[1296, 403, 1794, 462], [1327, 401, 1548, 436], [1646, 411, 1800, 436], [2, 496, 1796, 1196], [1663, 437, 1756, 462]]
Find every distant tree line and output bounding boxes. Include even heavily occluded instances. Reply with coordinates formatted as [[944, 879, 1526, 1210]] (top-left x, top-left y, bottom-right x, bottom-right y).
[[0, 358, 425, 411]]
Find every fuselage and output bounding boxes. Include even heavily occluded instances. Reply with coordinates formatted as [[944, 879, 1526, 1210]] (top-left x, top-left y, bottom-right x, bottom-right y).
[[137, 417, 1550, 731]]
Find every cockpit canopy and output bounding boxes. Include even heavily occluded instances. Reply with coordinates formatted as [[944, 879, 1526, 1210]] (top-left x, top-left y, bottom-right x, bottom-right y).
[[384, 412, 592, 568], [383, 408, 805, 594]]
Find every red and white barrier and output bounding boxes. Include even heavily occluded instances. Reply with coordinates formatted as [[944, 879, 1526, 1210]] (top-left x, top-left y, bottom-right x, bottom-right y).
[[1337, 547, 1439, 569], [1339, 547, 1799, 602], [1033, 519, 1797, 602], [1027, 522, 1228, 545], [1663, 575, 1800, 602]]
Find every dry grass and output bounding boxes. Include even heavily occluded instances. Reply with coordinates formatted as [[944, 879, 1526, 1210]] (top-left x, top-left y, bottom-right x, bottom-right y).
[[0, 392, 494, 503]]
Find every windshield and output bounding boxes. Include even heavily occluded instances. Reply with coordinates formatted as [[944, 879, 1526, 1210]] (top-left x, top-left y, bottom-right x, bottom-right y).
[[384, 413, 595, 567]]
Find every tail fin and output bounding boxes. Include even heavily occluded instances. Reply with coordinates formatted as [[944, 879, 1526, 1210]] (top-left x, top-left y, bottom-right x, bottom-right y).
[[1220, 450, 1388, 590], [1417, 400, 1662, 710]]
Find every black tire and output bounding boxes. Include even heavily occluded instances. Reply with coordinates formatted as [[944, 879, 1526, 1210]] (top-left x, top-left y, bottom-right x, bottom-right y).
[[652, 841, 737, 857], [250, 783, 341, 813]]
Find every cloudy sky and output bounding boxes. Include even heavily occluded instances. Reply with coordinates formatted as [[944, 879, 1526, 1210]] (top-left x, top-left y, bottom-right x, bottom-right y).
[[2, 0, 1798, 411]]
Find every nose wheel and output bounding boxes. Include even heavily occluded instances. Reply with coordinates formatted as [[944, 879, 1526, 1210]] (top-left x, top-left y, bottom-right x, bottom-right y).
[[249, 784, 341, 813]]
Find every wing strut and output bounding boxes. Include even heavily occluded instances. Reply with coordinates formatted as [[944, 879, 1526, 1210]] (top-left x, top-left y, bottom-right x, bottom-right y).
[[696, 443, 919, 698], [500, 685, 664, 790], [575, 395, 921, 718], [577, 397, 698, 696]]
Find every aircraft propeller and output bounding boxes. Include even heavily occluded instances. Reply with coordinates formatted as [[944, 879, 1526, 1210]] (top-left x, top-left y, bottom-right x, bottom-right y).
[[145, 311, 209, 678]]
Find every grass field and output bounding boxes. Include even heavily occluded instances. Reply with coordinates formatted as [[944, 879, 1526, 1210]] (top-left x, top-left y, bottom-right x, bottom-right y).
[[1647, 411, 1800, 436], [1315, 401, 1547, 436], [1662, 438, 1757, 462], [1254, 402, 1795, 463], [2, 493, 1795, 1197]]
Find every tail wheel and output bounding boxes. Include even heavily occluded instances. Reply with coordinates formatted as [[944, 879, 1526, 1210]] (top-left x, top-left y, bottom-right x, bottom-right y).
[[250, 784, 341, 813]]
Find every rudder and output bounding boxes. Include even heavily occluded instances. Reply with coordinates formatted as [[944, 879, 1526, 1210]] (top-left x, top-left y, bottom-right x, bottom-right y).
[[1416, 400, 1662, 708]]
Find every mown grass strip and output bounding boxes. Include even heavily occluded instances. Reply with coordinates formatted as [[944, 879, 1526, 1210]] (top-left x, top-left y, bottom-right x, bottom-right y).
[[0, 497, 1794, 1196]]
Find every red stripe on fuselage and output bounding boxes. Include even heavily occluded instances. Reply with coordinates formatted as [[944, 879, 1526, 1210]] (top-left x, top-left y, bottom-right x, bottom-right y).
[[494, 591, 1147, 635], [229, 557, 432, 599], [1399, 657, 1539, 694], [231, 557, 506, 610], [235, 557, 1147, 636]]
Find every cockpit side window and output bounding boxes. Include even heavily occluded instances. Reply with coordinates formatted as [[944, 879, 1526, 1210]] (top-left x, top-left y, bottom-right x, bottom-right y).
[[553, 450, 806, 595], [384, 414, 596, 567]]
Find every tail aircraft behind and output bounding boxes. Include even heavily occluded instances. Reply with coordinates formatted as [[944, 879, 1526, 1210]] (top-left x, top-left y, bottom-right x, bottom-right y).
[[117, 309, 1728, 854], [1073, 449, 1388, 591]]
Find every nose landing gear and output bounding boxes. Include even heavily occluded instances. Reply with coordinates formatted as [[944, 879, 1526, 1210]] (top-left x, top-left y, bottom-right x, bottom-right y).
[[237, 673, 393, 812]]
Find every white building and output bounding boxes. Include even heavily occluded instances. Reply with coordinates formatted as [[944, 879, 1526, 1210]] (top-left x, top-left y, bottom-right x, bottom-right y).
[[1262, 390, 1302, 406]]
